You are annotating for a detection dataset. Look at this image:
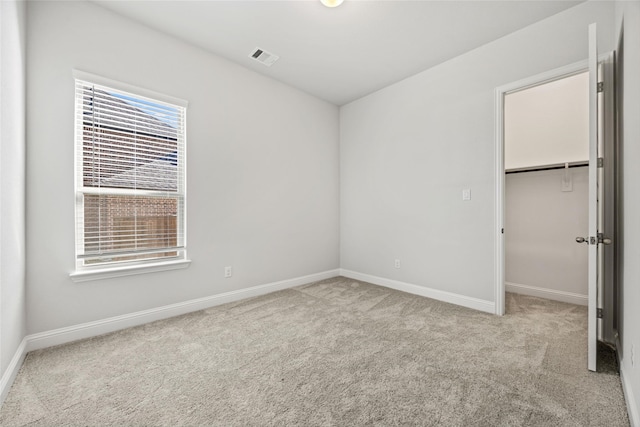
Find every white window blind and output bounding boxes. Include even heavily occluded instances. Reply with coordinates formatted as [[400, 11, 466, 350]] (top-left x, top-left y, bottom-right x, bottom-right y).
[[74, 76, 187, 268]]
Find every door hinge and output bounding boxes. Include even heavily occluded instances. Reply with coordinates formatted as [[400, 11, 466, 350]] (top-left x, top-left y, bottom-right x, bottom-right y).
[[597, 82, 604, 92], [598, 157, 604, 168], [597, 308, 603, 319], [501, 228, 504, 234]]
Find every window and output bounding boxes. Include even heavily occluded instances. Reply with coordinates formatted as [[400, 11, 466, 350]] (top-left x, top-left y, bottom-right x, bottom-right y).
[[73, 72, 187, 277]]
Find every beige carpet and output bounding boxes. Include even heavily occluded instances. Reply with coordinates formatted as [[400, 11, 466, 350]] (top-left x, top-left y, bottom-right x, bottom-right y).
[[0, 277, 630, 426]]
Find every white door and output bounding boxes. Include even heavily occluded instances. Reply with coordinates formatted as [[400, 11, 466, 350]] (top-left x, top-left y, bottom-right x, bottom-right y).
[[587, 22, 599, 372]]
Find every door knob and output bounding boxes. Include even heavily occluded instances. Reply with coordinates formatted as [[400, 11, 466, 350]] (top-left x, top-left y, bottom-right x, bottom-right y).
[[576, 236, 613, 244], [597, 233, 613, 245]]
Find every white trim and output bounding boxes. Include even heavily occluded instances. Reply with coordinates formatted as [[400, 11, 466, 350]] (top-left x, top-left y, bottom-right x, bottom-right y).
[[340, 269, 495, 314], [617, 336, 639, 427], [72, 69, 188, 107], [0, 338, 27, 407], [496, 61, 589, 96], [494, 86, 506, 316], [504, 282, 588, 306], [30, 269, 340, 352], [620, 364, 639, 427], [70, 259, 192, 282]]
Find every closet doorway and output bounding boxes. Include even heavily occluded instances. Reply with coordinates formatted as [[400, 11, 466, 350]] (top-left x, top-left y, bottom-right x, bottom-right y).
[[503, 72, 590, 308]]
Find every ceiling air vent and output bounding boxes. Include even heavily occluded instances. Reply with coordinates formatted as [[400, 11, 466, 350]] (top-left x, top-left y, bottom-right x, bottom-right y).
[[249, 48, 279, 67]]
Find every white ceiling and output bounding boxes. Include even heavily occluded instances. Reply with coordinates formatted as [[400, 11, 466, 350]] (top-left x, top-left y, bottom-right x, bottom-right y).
[[92, 0, 584, 106]]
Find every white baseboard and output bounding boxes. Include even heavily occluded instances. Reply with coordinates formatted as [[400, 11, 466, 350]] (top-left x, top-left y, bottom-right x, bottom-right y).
[[505, 282, 588, 306], [0, 337, 27, 407], [621, 365, 639, 427], [619, 344, 639, 427], [26, 269, 340, 353], [340, 269, 495, 314]]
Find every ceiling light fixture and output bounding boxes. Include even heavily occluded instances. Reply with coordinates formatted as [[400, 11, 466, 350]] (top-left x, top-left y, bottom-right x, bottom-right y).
[[320, 0, 344, 8]]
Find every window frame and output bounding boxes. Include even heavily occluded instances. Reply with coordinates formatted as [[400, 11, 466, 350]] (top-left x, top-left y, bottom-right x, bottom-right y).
[[70, 70, 190, 282]]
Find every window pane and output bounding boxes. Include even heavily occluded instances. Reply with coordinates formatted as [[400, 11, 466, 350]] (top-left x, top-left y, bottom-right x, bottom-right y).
[[83, 194, 180, 263], [81, 87, 180, 191]]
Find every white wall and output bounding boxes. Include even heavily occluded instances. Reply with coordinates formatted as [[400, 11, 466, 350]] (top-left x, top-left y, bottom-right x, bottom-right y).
[[0, 0, 27, 386], [26, 1, 340, 334], [340, 1, 614, 304], [505, 168, 588, 303], [505, 72, 589, 170], [614, 1, 640, 425]]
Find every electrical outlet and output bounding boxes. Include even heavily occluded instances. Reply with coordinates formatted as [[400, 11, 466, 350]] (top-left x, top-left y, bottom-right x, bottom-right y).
[[462, 188, 471, 201], [224, 266, 232, 278], [561, 173, 573, 192], [394, 259, 401, 269]]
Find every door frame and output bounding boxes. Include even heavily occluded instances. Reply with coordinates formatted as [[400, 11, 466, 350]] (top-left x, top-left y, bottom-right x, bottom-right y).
[[494, 60, 589, 316]]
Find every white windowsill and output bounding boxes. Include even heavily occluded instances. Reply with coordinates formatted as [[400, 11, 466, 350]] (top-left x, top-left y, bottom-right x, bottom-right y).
[[69, 259, 191, 283]]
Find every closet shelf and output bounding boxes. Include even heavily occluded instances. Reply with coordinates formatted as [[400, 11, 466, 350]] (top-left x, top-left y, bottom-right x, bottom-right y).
[[505, 160, 589, 174]]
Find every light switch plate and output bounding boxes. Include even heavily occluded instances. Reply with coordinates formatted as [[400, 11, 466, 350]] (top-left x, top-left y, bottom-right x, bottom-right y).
[[462, 188, 471, 201]]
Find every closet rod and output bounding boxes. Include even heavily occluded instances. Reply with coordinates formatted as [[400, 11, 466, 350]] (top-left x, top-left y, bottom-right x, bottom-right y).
[[505, 160, 589, 175]]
